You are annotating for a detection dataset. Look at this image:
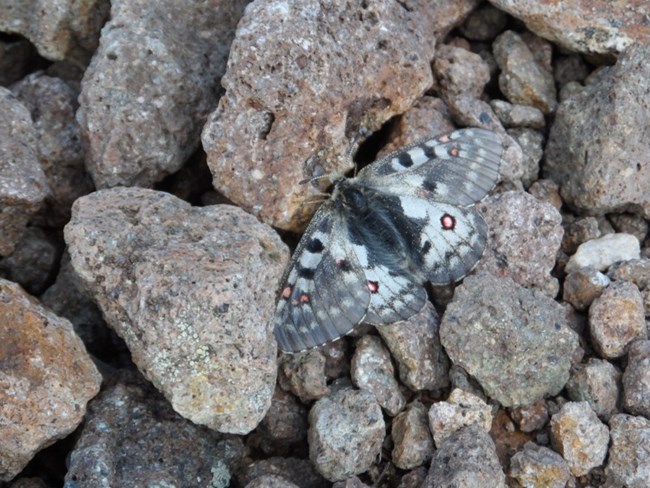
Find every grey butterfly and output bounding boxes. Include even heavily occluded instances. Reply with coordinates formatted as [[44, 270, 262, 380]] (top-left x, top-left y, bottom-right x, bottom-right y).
[[274, 127, 503, 353]]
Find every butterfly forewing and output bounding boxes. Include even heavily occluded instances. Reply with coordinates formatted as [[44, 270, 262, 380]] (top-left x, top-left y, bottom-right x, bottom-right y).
[[360, 127, 501, 206], [274, 206, 370, 352]]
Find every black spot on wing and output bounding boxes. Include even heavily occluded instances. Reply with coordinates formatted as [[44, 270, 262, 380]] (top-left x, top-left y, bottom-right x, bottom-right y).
[[306, 237, 324, 253], [398, 152, 413, 168], [297, 265, 315, 279], [422, 178, 437, 193], [422, 240, 431, 254]]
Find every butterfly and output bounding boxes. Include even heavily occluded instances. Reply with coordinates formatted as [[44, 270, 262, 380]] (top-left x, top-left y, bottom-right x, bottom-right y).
[[274, 128, 503, 353]]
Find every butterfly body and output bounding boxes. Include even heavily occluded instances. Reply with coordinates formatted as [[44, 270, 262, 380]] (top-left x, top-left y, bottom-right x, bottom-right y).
[[275, 128, 503, 353]]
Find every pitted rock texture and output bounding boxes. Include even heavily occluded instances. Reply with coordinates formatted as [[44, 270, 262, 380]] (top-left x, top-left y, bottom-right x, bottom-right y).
[[440, 273, 578, 407], [0, 88, 49, 256], [544, 44, 650, 219], [489, 0, 650, 56], [202, 0, 438, 231], [0, 279, 101, 482], [78, 0, 248, 189], [65, 187, 288, 434]]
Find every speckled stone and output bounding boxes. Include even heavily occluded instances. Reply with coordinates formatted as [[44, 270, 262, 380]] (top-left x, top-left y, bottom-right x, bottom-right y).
[[441, 273, 578, 407], [561, 217, 601, 255], [235, 457, 327, 488], [428, 389, 492, 447], [65, 188, 288, 434], [510, 400, 549, 433], [202, 0, 438, 231], [391, 401, 433, 470], [550, 401, 610, 476], [566, 358, 621, 421], [278, 349, 329, 403], [608, 259, 650, 291], [423, 424, 506, 488], [433, 44, 491, 101], [251, 387, 308, 455], [563, 267, 611, 312], [351, 335, 406, 416], [509, 442, 572, 488], [308, 387, 385, 482], [507, 128, 544, 187], [458, 4, 507, 41], [0, 279, 101, 482], [622, 340, 650, 417], [566, 234, 641, 273], [605, 414, 650, 488], [589, 280, 647, 359], [491, 100, 545, 129]]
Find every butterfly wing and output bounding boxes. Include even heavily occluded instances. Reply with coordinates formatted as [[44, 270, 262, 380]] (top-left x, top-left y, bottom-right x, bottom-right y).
[[274, 204, 371, 353], [359, 127, 502, 206]]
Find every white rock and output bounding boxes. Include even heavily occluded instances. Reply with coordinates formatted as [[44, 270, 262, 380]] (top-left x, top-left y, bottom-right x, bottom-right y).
[[565, 233, 640, 273], [428, 389, 493, 447]]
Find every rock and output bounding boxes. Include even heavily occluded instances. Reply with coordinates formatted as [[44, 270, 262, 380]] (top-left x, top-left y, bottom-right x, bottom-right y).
[[423, 424, 506, 488], [428, 389, 492, 447], [440, 273, 578, 407], [561, 216, 601, 255], [251, 387, 308, 455], [589, 280, 646, 359], [391, 401, 433, 470], [0, 0, 108, 63], [0, 88, 49, 256], [622, 340, 650, 417], [562, 267, 610, 312], [376, 302, 450, 392], [608, 258, 650, 291], [605, 414, 650, 488], [554, 54, 590, 87], [609, 213, 649, 243], [65, 380, 241, 488], [0, 279, 101, 482], [458, 4, 508, 41], [544, 44, 650, 218], [527, 179, 562, 210], [11, 73, 92, 226], [308, 387, 385, 482], [278, 349, 329, 403], [202, 0, 437, 231], [566, 358, 621, 421], [550, 401, 610, 476], [477, 191, 563, 295], [493, 30, 557, 114], [0, 227, 61, 296], [509, 442, 572, 488], [491, 100, 545, 129], [245, 475, 300, 488], [506, 128, 544, 187], [565, 233, 641, 273], [510, 400, 549, 433], [65, 188, 288, 434], [78, 0, 248, 189], [351, 335, 406, 416], [236, 457, 327, 488], [433, 44, 491, 101]]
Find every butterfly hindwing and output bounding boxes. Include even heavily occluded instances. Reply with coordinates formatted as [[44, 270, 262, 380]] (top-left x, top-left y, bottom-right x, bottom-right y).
[[274, 205, 371, 352], [360, 127, 501, 206]]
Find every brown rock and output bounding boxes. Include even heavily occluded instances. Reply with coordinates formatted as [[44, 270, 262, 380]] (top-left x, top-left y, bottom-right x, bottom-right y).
[[202, 0, 437, 231], [278, 349, 329, 403], [391, 401, 433, 470], [0, 279, 101, 482], [622, 340, 650, 417], [563, 267, 610, 312]]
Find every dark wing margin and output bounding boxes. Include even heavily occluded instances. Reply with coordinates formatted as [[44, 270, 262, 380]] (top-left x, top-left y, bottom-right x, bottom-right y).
[[274, 207, 370, 353], [360, 127, 502, 206]]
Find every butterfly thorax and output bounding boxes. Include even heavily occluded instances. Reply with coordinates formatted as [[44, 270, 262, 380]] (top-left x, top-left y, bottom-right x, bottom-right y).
[[331, 178, 371, 212]]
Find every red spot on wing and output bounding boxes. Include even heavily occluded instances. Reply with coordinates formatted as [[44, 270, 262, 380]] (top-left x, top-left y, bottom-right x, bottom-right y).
[[441, 213, 456, 230], [449, 146, 459, 157], [368, 280, 379, 293], [299, 293, 310, 304], [281, 286, 292, 300], [438, 134, 451, 143]]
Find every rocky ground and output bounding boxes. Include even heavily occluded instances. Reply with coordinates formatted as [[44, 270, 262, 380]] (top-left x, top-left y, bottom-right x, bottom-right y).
[[1, 0, 649, 487]]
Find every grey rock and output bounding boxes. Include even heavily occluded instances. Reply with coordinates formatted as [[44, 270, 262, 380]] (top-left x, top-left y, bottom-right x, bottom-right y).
[[0, 87, 49, 256], [458, 4, 508, 41], [622, 340, 650, 417], [78, 0, 248, 189], [245, 475, 300, 488], [506, 128, 544, 187], [278, 349, 329, 403], [493, 30, 557, 114], [491, 100, 546, 129], [65, 380, 241, 488], [391, 401, 433, 470], [376, 301, 450, 391], [550, 401, 610, 476], [604, 414, 650, 488], [423, 424, 506, 488], [428, 389, 492, 447], [608, 258, 650, 291], [236, 457, 327, 488], [509, 442, 572, 488], [441, 273, 578, 407], [65, 188, 288, 434], [554, 54, 590, 87], [544, 44, 650, 218], [566, 358, 621, 421], [561, 216, 601, 255], [589, 280, 646, 359], [309, 387, 385, 482], [433, 44, 491, 101], [351, 335, 406, 416]]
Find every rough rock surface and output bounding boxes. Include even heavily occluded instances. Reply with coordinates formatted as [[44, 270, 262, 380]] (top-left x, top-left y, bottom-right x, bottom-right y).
[[509, 442, 572, 488], [489, 0, 650, 56], [0, 0, 109, 63], [566, 358, 621, 421], [544, 44, 650, 218], [278, 349, 329, 403], [441, 273, 578, 407], [563, 267, 610, 311], [478, 190, 563, 295], [550, 401, 610, 476], [202, 0, 438, 231], [391, 401, 433, 470], [0, 279, 101, 482], [308, 387, 385, 482], [0, 88, 49, 256], [622, 340, 650, 417], [565, 233, 641, 273], [65, 379, 241, 487], [428, 389, 492, 447], [605, 414, 650, 488], [78, 0, 248, 189], [65, 188, 288, 434], [423, 424, 506, 488]]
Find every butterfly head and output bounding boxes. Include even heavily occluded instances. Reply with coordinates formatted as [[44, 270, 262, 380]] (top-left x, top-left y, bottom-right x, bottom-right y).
[[332, 178, 369, 212]]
